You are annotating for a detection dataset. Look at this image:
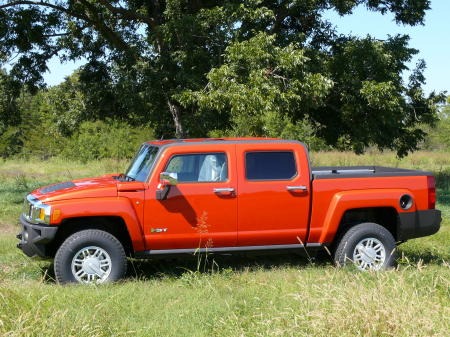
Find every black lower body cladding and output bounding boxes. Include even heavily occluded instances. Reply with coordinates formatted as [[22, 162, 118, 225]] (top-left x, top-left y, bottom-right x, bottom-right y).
[[397, 209, 442, 241], [17, 215, 58, 258]]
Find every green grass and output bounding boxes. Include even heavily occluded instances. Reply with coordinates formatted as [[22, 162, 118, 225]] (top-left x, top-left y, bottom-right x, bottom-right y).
[[0, 152, 449, 336]]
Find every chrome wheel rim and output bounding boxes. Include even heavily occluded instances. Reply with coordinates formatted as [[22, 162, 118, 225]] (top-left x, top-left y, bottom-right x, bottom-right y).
[[352, 238, 386, 271], [71, 246, 112, 283]]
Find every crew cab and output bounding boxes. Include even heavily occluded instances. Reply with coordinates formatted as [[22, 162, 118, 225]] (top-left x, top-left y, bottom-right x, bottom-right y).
[[17, 138, 441, 284]]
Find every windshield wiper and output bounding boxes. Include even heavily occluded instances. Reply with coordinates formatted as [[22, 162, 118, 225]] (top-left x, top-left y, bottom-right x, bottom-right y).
[[115, 174, 135, 182], [125, 175, 136, 181]]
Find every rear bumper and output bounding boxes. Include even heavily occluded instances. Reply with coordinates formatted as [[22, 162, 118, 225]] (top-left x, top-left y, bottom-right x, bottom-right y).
[[17, 214, 58, 258], [397, 209, 441, 241]]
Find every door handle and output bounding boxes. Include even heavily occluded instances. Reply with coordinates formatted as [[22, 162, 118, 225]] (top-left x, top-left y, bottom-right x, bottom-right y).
[[286, 186, 308, 192], [213, 188, 235, 194]]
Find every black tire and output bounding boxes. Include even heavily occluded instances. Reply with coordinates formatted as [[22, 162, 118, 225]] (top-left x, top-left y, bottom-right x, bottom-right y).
[[333, 222, 397, 271], [54, 229, 127, 284]]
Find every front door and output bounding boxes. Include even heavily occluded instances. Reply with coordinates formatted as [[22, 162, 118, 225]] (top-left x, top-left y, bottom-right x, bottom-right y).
[[144, 145, 237, 250], [236, 143, 311, 246]]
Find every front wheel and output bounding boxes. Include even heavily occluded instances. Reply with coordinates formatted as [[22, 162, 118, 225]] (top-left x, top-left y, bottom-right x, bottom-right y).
[[333, 223, 397, 271], [54, 229, 127, 284]]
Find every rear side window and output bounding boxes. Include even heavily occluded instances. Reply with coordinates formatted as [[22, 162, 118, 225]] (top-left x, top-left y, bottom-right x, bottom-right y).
[[166, 153, 228, 183], [245, 151, 296, 180]]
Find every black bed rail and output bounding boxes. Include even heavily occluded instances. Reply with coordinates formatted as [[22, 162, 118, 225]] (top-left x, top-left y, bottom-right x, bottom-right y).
[[311, 166, 432, 179]]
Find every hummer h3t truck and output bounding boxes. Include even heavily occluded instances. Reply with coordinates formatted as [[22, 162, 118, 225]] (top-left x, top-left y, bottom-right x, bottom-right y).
[[17, 138, 441, 284]]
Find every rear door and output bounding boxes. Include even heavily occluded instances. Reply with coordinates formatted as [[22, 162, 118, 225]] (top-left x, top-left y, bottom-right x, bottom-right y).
[[236, 142, 311, 246]]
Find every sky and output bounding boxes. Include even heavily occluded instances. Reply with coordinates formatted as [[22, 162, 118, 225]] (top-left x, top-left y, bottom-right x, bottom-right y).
[[42, 1, 449, 95]]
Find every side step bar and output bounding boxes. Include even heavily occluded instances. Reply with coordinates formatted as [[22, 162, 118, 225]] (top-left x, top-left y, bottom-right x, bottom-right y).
[[135, 243, 323, 258]]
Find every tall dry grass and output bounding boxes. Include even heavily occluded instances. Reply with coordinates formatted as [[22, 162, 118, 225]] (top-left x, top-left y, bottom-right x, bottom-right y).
[[310, 150, 450, 171], [0, 152, 448, 336]]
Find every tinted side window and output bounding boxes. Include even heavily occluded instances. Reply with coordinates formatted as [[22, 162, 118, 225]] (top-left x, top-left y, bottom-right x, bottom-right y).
[[166, 153, 228, 183], [246, 151, 296, 180]]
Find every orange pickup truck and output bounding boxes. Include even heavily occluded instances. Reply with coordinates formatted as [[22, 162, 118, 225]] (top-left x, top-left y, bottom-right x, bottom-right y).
[[17, 138, 441, 284]]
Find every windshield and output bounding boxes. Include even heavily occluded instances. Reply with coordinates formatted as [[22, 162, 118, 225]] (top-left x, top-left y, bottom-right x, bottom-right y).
[[125, 144, 159, 182]]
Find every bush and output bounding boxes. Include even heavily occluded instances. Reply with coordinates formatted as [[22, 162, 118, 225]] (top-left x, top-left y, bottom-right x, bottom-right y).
[[421, 103, 450, 151], [0, 127, 22, 158], [61, 120, 155, 162]]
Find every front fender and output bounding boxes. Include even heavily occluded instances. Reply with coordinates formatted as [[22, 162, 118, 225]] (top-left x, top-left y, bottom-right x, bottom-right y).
[[49, 197, 145, 252], [318, 189, 413, 243]]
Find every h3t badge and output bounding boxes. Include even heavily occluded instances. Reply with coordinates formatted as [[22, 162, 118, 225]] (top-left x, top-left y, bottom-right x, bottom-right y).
[[150, 228, 168, 233]]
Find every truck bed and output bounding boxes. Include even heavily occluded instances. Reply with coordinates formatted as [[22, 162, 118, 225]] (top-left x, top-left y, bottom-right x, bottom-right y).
[[312, 166, 432, 180]]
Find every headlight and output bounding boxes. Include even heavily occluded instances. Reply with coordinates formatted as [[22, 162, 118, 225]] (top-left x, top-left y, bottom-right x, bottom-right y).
[[23, 195, 52, 224], [37, 204, 51, 223]]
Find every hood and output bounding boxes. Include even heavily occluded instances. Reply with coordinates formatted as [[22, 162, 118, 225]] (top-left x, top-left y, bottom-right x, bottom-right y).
[[31, 175, 118, 203]]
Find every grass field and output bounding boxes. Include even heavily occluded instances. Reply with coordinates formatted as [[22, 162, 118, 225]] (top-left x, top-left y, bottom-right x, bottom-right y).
[[0, 152, 449, 336]]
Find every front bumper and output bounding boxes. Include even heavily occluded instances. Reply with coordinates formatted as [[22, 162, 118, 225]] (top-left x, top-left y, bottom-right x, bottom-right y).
[[17, 214, 58, 258], [397, 209, 442, 241]]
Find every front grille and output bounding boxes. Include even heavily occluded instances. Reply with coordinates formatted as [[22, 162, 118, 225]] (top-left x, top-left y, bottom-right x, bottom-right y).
[[22, 195, 41, 223], [23, 197, 31, 218]]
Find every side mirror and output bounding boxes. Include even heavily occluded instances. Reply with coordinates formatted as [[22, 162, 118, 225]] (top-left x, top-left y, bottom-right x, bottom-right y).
[[156, 172, 178, 200], [160, 172, 178, 186]]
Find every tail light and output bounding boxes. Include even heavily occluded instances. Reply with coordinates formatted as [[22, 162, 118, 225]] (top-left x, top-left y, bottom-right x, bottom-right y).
[[427, 176, 436, 209]]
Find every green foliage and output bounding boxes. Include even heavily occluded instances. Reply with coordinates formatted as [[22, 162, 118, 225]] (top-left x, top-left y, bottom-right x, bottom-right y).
[[0, 126, 22, 158], [61, 120, 155, 162], [0, 0, 445, 156], [17, 91, 66, 159], [0, 70, 21, 157], [0, 70, 20, 131], [39, 73, 86, 136], [421, 98, 450, 151], [2, 73, 154, 161], [313, 36, 443, 156], [179, 33, 331, 150]]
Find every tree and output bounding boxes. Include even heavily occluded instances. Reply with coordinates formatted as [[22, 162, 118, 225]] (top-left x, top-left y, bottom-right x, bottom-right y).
[[0, 0, 445, 155], [422, 97, 450, 151], [177, 33, 332, 149], [0, 69, 21, 157], [0, 69, 20, 130]]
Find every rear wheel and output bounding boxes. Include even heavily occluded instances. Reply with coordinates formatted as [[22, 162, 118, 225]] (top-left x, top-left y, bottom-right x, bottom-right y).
[[54, 229, 127, 284], [333, 222, 397, 271]]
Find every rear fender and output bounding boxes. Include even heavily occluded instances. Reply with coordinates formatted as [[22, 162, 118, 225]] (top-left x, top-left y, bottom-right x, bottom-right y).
[[319, 189, 413, 243]]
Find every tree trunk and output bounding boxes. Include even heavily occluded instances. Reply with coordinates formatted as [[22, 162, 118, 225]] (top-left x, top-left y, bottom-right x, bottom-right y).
[[167, 99, 185, 138]]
